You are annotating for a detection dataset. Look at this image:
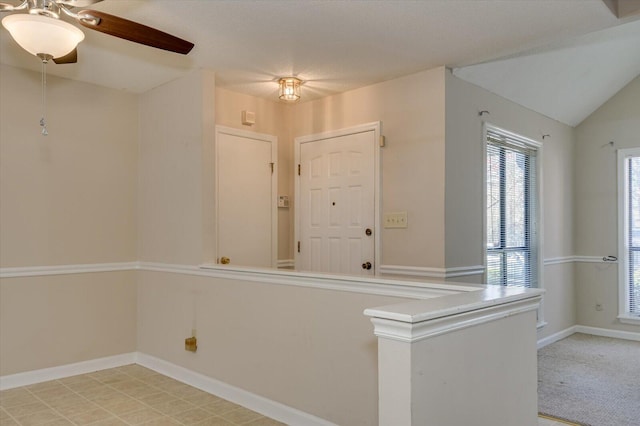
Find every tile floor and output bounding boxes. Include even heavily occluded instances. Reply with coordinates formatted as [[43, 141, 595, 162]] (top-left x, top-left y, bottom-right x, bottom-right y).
[[0, 365, 284, 426], [537, 415, 579, 426], [1, 364, 575, 426]]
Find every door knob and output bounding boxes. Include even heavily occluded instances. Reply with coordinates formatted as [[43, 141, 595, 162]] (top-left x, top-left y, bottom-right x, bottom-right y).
[[220, 256, 230, 265], [365, 228, 372, 236], [362, 261, 372, 270]]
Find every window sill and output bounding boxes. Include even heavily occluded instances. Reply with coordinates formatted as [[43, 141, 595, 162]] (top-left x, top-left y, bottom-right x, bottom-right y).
[[618, 314, 640, 326]]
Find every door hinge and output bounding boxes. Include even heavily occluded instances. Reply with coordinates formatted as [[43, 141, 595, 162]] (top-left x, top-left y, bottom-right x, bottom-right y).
[[297, 241, 301, 253], [298, 164, 301, 176], [270, 162, 274, 174], [379, 135, 386, 147]]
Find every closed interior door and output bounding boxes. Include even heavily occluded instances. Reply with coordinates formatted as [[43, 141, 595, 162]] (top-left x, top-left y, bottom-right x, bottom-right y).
[[216, 127, 277, 268], [298, 130, 375, 275]]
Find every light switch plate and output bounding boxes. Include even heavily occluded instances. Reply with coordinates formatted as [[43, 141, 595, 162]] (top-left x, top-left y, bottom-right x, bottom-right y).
[[384, 211, 408, 228]]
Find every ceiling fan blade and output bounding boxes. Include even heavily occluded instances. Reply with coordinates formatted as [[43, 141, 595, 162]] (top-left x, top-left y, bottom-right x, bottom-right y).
[[0, 1, 27, 11], [53, 48, 78, 64], [77, 10, 194, 55]]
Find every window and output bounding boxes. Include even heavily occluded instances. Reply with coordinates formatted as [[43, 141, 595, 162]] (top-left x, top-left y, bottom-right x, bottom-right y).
[[485, 126, 540, 288], [618, 148, 640, 323]]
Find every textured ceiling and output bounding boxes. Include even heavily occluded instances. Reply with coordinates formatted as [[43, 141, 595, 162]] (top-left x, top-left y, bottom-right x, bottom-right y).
[[1, 0, 638, 126]]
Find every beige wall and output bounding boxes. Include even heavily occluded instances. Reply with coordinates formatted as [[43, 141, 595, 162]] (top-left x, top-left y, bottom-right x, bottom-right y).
[[574, 76, 640, 332], [0, 272, 137, 376], [215, 88, 294, 261], [0, 65, 138, 267], [138, 70, 216, 265], [137, 270, 409, 425], [445, 71, 576, 269], [3, 56, 636, 420], [0, 65, 138, 374], [444, 71, 577, 338], [293, 67, 447, 268]]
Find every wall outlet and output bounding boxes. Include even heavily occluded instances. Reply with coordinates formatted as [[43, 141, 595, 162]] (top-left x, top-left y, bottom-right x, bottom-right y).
[[384, 211, 408, 228], [185, 336, 197, 352]]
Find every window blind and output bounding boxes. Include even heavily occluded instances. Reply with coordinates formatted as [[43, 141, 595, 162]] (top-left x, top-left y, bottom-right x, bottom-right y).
[[627, 157, 640, 315], [486, 129, 538, 288]]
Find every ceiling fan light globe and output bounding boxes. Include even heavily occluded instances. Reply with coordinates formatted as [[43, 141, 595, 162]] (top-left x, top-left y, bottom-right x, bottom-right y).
[[2, 14, 84, 59]]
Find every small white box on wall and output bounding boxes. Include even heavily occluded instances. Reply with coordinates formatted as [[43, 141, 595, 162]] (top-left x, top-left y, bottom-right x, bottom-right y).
[[242, 110, 256, 126]]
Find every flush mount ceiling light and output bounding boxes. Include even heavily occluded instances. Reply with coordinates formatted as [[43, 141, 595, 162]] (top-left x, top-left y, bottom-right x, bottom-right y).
[[278, 77, 302, 102], [2, 13, 84, 59]]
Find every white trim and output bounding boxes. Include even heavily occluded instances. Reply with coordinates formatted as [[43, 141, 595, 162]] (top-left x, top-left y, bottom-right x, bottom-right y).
[[214, 125, 278, 268], [617, 148, 640, 321], [574, 325, 640, 342], [190, 263, 477, 299], [277, 259, 295, 268], [536, 325, 577, 349], [368, 296, 542, 343], [574, 256, 618, 263], [0, 261, 478, 299], [618, 314, 640, 325], [2, 258, 619, 280], [137, 353, 336, 426], [483, 122, 545, 324], [482, 123, 544, 287], [294, 122, 382, 275], [536, 325, 640, 349], [0, 262, 138, 278], [543, 256, 575, 266], [379, 264, 484, 279], [0, 353, 136, 390], [543, 256, 618, 265]]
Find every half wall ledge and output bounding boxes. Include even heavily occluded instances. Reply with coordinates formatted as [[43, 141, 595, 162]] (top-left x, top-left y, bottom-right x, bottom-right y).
[[364, 285, 544, 426]]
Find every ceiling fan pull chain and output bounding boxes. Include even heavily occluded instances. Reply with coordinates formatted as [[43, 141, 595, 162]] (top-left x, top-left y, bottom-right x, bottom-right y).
[[40, 57, 48, 136]]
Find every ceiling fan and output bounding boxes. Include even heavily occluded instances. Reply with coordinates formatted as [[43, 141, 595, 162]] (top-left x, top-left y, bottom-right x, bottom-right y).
[[0, 0, 194, 64]]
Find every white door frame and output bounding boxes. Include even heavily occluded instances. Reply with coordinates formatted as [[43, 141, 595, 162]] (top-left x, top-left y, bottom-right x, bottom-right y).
[[215, 125, 278, 267], [294, 122, 382, 275]]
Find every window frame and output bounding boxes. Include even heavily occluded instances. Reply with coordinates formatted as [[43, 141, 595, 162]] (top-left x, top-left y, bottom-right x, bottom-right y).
[[482, 123, 544, 328], [617, 147, 640, 325]]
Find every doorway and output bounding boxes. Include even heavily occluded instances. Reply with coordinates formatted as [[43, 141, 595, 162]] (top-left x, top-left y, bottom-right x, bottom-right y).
[[295, 122, 381, 275], [215, 126, 277, 268]]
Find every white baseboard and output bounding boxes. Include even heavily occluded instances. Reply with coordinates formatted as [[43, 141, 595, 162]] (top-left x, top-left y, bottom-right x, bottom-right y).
[[537, 326, 577, 349], [574, 325, 640, 342], [136, 353, 336, 426], [0, 353, 136, 391], [537, 324, 640, 349], [2, 352, 335, 426]]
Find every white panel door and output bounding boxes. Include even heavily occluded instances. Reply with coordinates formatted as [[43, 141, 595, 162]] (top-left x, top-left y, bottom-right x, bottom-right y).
[[216, 127, 277, 268], [298, 130, 375, 275]]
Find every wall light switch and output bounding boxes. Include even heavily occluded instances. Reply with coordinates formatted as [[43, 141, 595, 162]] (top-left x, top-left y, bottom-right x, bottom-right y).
[[384, 211, 408, 228]]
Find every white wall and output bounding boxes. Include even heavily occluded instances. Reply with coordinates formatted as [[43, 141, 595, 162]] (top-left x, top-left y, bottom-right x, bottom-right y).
[[574, 76, 640, 332]]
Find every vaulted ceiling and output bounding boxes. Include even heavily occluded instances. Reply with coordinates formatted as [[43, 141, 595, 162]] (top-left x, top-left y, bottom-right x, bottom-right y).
[[1, 0, 638, 127]]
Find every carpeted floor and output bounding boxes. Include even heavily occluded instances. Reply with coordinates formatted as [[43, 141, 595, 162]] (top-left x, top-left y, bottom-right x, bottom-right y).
[[538, 333, 640, 426]]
